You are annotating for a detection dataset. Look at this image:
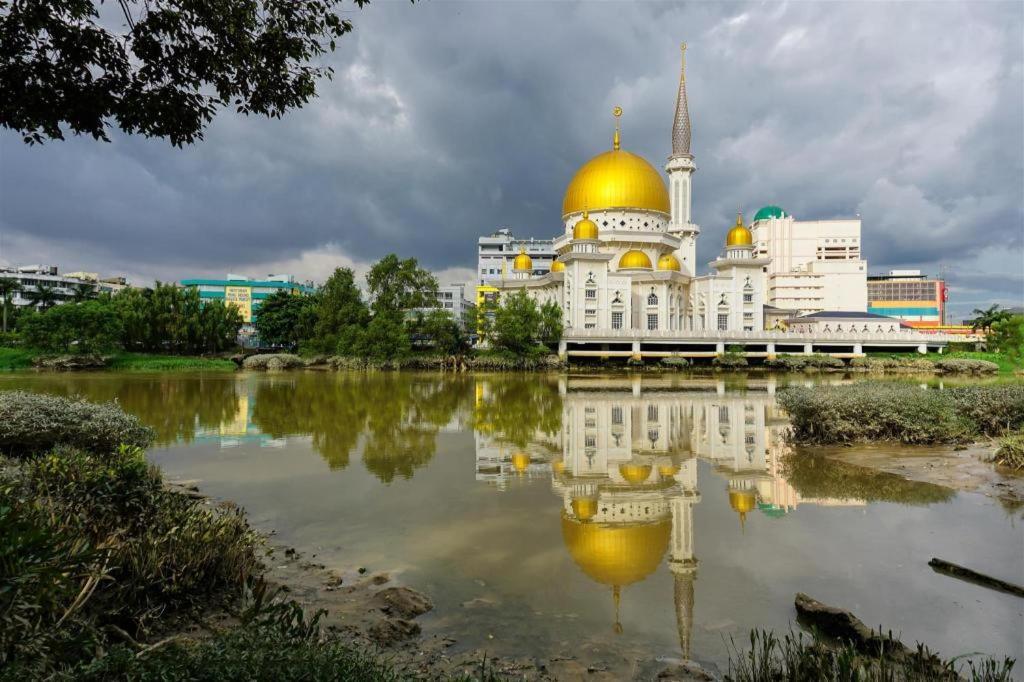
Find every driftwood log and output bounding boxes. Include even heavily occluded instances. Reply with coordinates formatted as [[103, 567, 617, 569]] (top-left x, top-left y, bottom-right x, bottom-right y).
[[928, 558, 1024, 598], [794, 593, 905, 656]]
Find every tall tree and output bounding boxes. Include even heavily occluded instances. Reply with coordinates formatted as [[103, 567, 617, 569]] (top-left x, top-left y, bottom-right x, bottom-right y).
[[24, 282, 59, 310], [254, 290, 316, 348], [311, 267, 369, 354], [366, 254, 438, 315], [492, 289, 542, 356], [1, 0, 368, 146], [538, 300, 563, 346], [970, 304, 1012, 332], [70, 281, 97, 302], [0, 277, 21, 333]]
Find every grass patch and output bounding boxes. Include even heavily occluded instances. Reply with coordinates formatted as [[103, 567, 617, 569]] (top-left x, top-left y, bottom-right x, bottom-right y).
[[0, 347, 37, 370], [778, 383, 1024, 444], [867, 351, 1020, 374], [991, 431, 1024, 470], [105, 353, 237, 372], [725, 629, 1014, 682]]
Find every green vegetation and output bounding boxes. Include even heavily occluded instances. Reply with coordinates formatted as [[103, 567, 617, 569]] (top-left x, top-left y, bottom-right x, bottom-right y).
[[991, 432, 1024, 470], [969, 304, 1013, 333], [766, 354, 844, 371], [778, 383, 1024, 444], [252, 289, 318, 349], [987, 315, 1024, 365], [476, 289, 562, 358], [0, 346, 35, 370], [725, 629, 1014, 682], [104, 353, 238, 372]]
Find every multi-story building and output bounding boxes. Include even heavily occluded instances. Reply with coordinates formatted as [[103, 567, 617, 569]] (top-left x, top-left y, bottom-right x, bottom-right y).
[[412, 283, 476, 328], [867, 270, 946, 328], [179, 274, 315, 330], [478, 229, 556, 285], [750, 207, 868, 315], [0, 265, 130, 308]]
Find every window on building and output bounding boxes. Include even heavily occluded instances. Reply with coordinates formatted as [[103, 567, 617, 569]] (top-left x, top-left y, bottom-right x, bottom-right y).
[[718, 314, 729, 331], [611, 406, 623, 425], [647, 314, 658, 330], [743, 312, 753, 319], [611, 311, 623, 329], [743, 293, 753, 303], [585, 289, 596, 300], [585, 436, 596, 448], [584, 323, 596, 329], [647, 293, 658, 305], [647, 405, 658, 421]]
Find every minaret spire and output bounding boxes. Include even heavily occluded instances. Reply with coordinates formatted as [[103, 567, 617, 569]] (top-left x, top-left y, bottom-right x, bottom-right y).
[[612, 106, 622, 150], [671, 43, 692, 159]]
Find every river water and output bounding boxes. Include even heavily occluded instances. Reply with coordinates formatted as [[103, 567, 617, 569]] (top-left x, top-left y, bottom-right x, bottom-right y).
[[3, 371, 1021, 672]]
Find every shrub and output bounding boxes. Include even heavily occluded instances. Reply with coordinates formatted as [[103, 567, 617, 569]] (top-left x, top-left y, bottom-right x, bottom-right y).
[[242, 353, 304, 371], [777, 383, 1024, 444], [660, 357, 689, 369], [2, 445, 262, 674], [933, 358, 999, 374], [766, 354, 844, 371], [714, 352, 748, 369], [0, 391, 154, 457]]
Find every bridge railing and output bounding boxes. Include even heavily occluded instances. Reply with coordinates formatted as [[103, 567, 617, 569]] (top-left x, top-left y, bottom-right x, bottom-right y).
[[561, 328, 953, 343]]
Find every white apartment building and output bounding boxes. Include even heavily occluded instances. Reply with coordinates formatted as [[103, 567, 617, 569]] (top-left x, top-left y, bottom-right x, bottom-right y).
[[434, 283, 476, 327], [478, 228, 556, 285], [0, 265, 129, 308]]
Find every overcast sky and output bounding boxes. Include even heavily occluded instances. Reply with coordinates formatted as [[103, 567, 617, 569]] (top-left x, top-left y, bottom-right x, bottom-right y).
[[1, 1, 1021, 320]]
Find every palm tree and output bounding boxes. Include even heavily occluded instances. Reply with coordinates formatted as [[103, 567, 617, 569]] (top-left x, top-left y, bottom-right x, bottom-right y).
[[970, 304, 1012, 332], [0, 277, 21, 333], [24, 282, 59, 310], [71, 281, 97, 302]]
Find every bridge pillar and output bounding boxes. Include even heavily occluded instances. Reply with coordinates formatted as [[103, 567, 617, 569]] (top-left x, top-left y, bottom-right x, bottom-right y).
[[803, 343, 813, 355], [631, 339, 641, 356], [558, 339, 567, 358], [917, 343, 927, 355], [853, 343, 863, 355], [715, 341, 725, 354], [766, 342, 776, 358]]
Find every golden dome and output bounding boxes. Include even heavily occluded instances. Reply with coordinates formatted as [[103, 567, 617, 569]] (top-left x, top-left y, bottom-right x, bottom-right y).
[[513, 249, 533, 272], [563, 149, 670, 217], [511, 451, 531, 473], [550, 260, 565, 273], [726, 213, 753, 247], [657, 253, 682, 272], [562, 515, 670, 586], [571, 496, 598, 521], [573, 212, 600, 240], [728, 488, 757, 514], [618, 250, 653, 270], [658, 464, 679, 478], [618, 463, 653, 485], [551, 460, 566, 474]]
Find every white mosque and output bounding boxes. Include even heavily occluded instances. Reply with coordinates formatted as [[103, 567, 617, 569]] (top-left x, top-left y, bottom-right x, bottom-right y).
[[478, 45, 940, 356]]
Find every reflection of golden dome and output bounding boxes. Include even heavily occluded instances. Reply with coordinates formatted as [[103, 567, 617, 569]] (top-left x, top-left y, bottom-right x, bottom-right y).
[[563, 150, 670, 217], [551, 460, 566, 475], [562, 515, 670, 586], [657, 253, 682, 271], [573, 212, 600, 240], [658, 464, 679, 478], [728, 488, 757, 514], [513, 249, 533, 272], [618, 250, 653, 270], [726, 213, 753, 247], [511, 452, 531, 473], [571, 496, 598, 521], [550, 260, 565, 273], [618, 463, 653, 485]]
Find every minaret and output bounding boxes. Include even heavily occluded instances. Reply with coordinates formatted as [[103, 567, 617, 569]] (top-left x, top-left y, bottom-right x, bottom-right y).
[[666, 43, 699, 276], [669, 457, 700, 660]]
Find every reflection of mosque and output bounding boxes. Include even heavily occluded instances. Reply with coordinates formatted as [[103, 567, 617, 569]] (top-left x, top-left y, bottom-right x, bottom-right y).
[[473, 377, 863, 658]]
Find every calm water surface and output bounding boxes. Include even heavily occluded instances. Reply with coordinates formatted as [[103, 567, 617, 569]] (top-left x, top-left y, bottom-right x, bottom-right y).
[[3, 371, 1021, 671]]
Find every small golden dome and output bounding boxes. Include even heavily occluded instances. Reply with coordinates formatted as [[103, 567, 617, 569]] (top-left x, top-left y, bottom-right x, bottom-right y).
[[726, 213, 753, 247], [511, 452, 531, 473], [550, 260, 565, 273], [513, 249, 533, 272], [551, 460, 566, 474], [563, 150, 670, 218], [657, 253, 681, 271], [728, 488, 757, 514], [571, 496, 598, 521], [658, 464, 679, 478], [618, 250, 652, 270], [573, 212, 600, 240], [562, 515, 671, 586], [618, 463, 653, 485]]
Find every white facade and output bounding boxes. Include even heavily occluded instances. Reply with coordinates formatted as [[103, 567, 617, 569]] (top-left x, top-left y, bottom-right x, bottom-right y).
[[478, 229, 556, 285], [0, 265, 130, 308]]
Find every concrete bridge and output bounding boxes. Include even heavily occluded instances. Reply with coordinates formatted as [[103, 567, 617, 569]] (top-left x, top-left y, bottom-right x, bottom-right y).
[[558, 328, 951, 359]]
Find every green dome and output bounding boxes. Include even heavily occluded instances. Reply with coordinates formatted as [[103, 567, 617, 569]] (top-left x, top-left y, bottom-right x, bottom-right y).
[[753, 205, 788, 222]]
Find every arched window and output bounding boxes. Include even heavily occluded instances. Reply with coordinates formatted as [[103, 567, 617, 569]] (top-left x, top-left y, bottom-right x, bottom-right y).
[[647, 292, 658, 306]]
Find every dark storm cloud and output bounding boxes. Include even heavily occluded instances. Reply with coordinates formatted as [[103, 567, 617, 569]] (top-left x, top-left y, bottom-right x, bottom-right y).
[[0, 1, 1021, 308]]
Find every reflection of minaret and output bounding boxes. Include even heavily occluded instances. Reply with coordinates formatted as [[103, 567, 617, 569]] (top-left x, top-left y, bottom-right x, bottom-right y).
[[669, 457, 700, 660]]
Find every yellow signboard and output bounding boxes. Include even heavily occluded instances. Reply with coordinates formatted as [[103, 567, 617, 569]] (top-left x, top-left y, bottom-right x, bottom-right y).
[[225, 286, 252, 322]]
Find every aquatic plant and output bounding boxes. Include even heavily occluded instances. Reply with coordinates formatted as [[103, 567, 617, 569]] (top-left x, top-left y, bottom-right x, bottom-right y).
[[0, 391, 154, 457], [778, 383, 1024, 444], [933, 358, 999, 374], [725, 628, 1015, 682], [991, 432, 1024, 470], [766, 354, 845, 371]]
